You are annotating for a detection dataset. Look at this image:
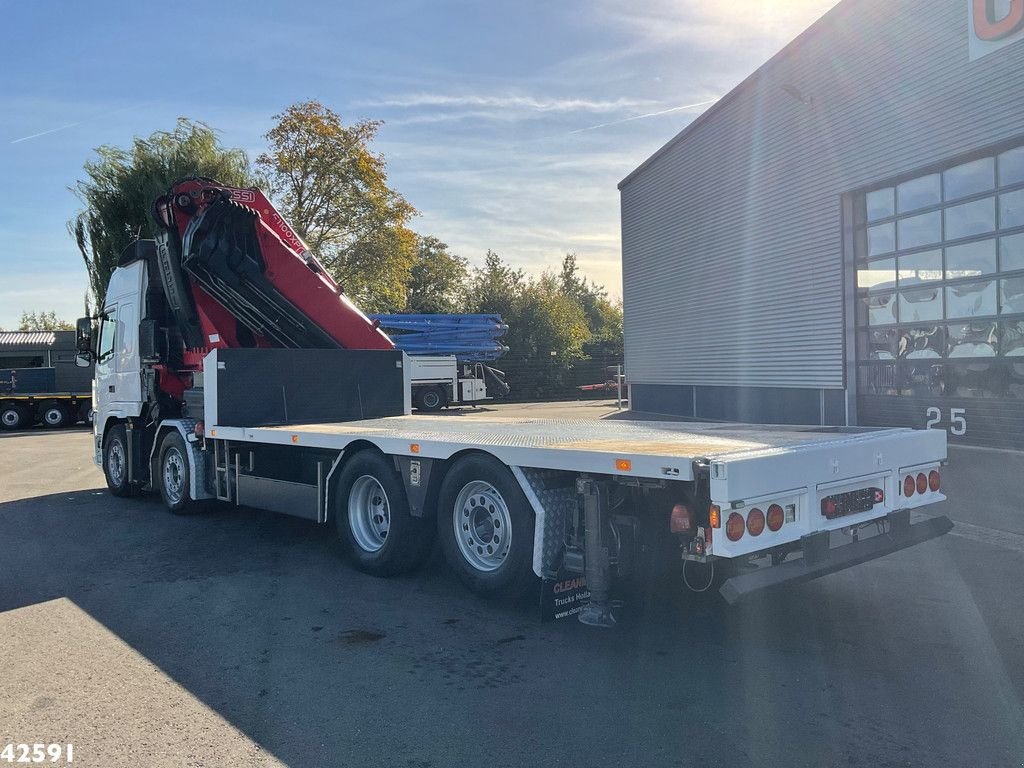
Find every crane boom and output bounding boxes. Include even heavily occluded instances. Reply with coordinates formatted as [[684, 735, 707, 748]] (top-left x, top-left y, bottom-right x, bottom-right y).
[[151, 177, 393, 354]]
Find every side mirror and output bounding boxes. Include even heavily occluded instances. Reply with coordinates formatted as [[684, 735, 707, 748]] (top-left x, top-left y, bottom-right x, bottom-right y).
[[74, 352, 92, 368], [75, 317, 93, 353]]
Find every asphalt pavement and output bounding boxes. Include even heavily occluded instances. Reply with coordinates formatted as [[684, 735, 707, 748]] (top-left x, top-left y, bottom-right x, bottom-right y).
[[1, 410, 1022, 768]]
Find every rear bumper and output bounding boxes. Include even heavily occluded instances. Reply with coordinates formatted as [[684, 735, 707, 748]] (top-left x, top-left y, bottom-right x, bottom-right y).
[[719, 510, 953, 604]]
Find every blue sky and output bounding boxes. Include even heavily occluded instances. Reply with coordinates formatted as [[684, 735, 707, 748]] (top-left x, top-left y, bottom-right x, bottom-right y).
[[0, 0, 837, 328]]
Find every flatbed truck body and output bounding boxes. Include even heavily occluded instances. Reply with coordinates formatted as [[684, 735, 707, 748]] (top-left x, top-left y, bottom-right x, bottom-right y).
[[78, 179, 952, 623]]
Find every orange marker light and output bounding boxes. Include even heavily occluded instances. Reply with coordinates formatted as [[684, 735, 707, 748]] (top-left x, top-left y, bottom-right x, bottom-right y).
[[709, 504, 721, 529], [291, 434, 299, 444], [410, 443, 421, 453], [615, 458, 632, 472]]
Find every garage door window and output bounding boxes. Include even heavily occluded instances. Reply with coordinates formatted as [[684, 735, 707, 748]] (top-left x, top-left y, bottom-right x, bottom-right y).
[[855, 142, 1024, 403]]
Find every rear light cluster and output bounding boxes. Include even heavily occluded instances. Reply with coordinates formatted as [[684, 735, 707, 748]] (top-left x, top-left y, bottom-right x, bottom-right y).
[[714, 502, 790, 543], [820, 487, 884, 520], [903, 469, 940, 497]]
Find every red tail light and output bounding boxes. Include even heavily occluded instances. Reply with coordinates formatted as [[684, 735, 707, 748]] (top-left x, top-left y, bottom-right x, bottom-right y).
[[916, 472, 928, 495], [726, 512, 745, 542], [903, 475, 915, 497], [766, 504, 784, 532], [822, 497, 838, 518], [746, 507, 765, 536], [928, 470, 940, 492], [670, 503, 693, 533]]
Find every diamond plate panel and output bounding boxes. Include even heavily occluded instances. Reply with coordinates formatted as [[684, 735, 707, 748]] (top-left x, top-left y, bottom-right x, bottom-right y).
[[520, 467, 578, 578]]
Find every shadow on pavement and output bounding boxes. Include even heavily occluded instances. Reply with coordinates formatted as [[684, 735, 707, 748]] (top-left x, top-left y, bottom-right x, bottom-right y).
[[1, 487, 1022, 767]]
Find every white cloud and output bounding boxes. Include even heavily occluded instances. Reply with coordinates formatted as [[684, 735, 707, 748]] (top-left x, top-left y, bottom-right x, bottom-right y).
[[568, 98, 719, 134], [361, 93, 655, 112]]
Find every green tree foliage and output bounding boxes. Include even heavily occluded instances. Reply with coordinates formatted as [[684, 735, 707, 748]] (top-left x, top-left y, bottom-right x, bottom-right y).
[[560, 253, 623, 356], [17, 311, 73, 331], [256, 101, 417, 311], [69, 119, 252, 307], [406, 236, 469, 314]]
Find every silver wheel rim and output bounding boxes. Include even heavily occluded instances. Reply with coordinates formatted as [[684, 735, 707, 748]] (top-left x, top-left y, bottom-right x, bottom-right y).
[[163, 448, 186, 504], [423, 390, 440, 408], [108, 439, 126, 486], [44, 408, 63, 425], [348, 475, 390, 553], [453, 480, 512, 572], [1, 409, 19, 427]]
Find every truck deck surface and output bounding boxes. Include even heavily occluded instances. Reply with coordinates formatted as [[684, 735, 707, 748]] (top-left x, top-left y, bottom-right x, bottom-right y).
[[215, 415, 907, 482]]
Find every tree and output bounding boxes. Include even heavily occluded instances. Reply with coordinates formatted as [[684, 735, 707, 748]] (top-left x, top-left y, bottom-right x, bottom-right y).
[[559, 253, 623, 356], [468, 250, 526, 320], [18, 311, 73, 331], [69, 119, 253, 307], [406, 236, 468, 313], [256, 101, 417, 310], [468, 251, 587, 356]]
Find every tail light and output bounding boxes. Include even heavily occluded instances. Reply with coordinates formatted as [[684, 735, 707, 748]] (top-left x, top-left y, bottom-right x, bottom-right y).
[[916, 472, 928, 495], [766, 504, 784, 532], [928, 470, 940, 492], [822, 497, 838, 518], [725, 512, 745, 542], [670, 503, 693, 533], [903, 475, 916, 497], [746, 507, 765, 536]]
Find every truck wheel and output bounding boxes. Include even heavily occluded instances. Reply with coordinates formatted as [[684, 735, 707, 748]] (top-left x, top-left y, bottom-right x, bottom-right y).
[[437, 454, 536, 598], [159, 431, 197, 514], [103, 424, 135, 497], [0, 404, 29, 430], [335, 450, 433, 576], [41, 402, 69, 429], [414, 387, 446, 412]]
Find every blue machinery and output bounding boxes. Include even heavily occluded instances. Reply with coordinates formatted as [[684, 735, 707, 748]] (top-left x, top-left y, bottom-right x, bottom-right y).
[[368, 314, 508, 362]]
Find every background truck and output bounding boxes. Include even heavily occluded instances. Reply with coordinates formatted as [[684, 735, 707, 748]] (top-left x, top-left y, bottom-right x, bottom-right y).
[[370, 314, 511, 411], [0, 330, 93, 429], [76, 178, 952, 624]]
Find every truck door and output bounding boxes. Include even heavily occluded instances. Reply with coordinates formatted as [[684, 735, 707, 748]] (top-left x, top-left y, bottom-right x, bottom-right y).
[[93, 305, 118, 419], [112, 301, 142, 406]]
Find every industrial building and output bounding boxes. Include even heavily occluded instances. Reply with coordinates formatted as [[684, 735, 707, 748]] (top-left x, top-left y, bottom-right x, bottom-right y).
[[619, 0, 1024, 450]]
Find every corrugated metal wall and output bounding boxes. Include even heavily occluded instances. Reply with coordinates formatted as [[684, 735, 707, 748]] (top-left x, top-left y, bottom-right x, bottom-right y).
[[621, 0, 1024, 390]]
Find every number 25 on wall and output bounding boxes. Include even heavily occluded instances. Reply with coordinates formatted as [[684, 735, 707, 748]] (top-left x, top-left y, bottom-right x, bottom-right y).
[[925, 406, 967, 436]]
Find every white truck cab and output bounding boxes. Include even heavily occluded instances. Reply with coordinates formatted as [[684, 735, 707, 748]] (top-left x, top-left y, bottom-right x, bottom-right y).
[[91, 261, 147, 464]]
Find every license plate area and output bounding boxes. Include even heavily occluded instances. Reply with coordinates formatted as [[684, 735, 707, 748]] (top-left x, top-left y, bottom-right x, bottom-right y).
[[820, 487, 882, 520]]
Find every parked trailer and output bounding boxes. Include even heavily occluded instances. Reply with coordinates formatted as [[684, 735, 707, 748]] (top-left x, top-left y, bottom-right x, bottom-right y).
[[0, 331, 93, 430], [79, 179, 953, 624]]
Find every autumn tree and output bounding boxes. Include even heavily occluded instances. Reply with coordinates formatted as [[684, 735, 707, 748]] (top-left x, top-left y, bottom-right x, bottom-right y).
[[17, 311, 73, 331], [69, 119, 252, 306], [257, 101, 417, 311]]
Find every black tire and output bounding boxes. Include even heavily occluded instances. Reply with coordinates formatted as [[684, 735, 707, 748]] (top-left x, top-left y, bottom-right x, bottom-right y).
[[414, 386, 447, 412], [40, 401, 69, 429], [0, 403, 29, 430], [437, 453, 536, 598], [103, 423, 135, 497], [335, 450, 433, 575], [158, 431, 198, 514]]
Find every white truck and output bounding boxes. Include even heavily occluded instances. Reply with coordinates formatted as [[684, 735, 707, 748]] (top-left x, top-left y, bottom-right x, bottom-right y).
[[76, 179, 952, 624], [406, 356, 494, 411]]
